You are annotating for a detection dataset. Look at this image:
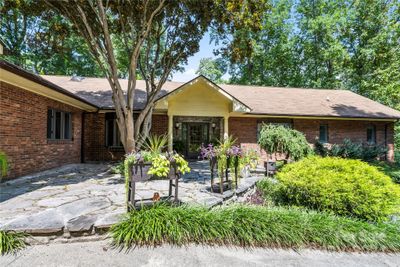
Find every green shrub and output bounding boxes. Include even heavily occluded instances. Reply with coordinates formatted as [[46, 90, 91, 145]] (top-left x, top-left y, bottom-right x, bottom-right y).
[[110, 161, 125, 174], [258, 124, 313, 161], [372, 161, 400, 184], [110, 203, 400, 251], [314, 139, 387, 162], [256, 178, 282, 205], [276, 156, 400, 222], [0, 151, 8, 178], [395, 150, 400, 165], [0, 230, 27, 255]]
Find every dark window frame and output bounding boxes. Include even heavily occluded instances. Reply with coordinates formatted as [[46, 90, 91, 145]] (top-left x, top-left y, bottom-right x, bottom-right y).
[[319, 124, 329, 143], [47, 109, 72, 140], [105, 113, 123, 148], [367, 125, 376, 145]]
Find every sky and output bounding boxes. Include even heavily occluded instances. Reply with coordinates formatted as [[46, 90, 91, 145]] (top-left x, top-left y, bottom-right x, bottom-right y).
[[171, 32, 220, 82]]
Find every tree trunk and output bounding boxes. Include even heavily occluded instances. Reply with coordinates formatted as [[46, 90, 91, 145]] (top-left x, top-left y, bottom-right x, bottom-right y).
[[124, 111, 135, 153]]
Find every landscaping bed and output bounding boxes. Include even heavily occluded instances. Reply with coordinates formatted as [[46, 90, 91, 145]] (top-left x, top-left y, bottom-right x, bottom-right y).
[[110, 203, 400, 252]]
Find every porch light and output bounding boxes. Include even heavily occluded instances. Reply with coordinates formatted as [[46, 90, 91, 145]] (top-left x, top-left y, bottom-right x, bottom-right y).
[[211, 123, 216, 129], [175, 122, 181, 129]]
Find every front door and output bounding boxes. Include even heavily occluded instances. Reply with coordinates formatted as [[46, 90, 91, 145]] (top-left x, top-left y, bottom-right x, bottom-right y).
[[186, 123, 209, 159]]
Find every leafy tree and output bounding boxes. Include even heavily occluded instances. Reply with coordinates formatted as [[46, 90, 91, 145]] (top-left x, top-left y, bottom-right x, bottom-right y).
[[229, 0, 301, 86], [295, 0, 348, 89], [44, 0, 268, 153], [0, 0, 102, 76], [224, 0, 400, 153], [196, 57, 227, 83]]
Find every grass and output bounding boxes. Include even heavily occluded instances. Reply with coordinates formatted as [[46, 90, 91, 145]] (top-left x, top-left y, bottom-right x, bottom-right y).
[[110, 203, 400, 252], [0, 230, 27, 255]]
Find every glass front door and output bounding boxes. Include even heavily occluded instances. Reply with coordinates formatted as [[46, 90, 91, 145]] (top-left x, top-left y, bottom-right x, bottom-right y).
[[186, 123, 209, 158]]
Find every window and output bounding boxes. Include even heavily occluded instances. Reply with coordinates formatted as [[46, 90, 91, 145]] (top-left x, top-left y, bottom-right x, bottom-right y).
[[105, 113, 122, 147], [47, 109, 72, 140], [367, 125, 376, 144], [256, 122, 292, 140], [319, 124, 328, 143]]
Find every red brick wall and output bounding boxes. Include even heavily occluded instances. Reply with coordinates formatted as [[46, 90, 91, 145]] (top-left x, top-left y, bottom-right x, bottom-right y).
[[83, 113, 168, 161], [229, 117, 395, 162], [0, 82, 83, 179]]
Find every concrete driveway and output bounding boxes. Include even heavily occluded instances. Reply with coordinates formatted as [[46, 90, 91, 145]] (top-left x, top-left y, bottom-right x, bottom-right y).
[[1, 240, 399, 267]]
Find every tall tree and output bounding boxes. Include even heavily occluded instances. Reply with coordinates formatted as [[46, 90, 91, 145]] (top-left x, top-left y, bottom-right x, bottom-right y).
[[0, 0, 103, 76], [45, 0, 268, 153], [295, 0, 348, 88], [229, 0, 301, 86], [196, 57, 227, 83]]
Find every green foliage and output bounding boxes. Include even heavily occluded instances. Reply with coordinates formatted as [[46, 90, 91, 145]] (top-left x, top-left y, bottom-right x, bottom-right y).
[[142, 134, 168, 154], [110, 203, 400, 251], [239, 149, 259, 169], [173, 153, 191, 175], [215, 135, 237, 179], [372, 161, 400, 184], [258, 124, 312, 161], [0, 230, 27, 255], [0, 1, 103, 76], [196, 57, 227, 83], [225, 0, 400, 115], [110, 161, 124, 175], [276, 156, 400, 222], [315, 139, 387, 162], [256, 178, 281, 206], [147, 154, 171, 178], [0, 151, 8, 177]]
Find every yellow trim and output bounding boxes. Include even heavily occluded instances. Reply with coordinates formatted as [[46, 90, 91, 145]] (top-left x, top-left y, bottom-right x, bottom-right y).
[[230, 113, 397, 122], [1, 69, 97, 112]]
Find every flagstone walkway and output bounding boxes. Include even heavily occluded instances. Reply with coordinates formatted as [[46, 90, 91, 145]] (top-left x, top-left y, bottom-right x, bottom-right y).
[[0, 162, 262, 237]]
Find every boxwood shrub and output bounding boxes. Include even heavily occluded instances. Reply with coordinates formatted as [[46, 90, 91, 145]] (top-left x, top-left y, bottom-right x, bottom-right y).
[[276, 156, 400, 222]]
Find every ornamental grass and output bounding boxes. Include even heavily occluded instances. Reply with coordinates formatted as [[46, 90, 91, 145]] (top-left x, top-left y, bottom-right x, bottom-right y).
[[110, 203, 400, 252]]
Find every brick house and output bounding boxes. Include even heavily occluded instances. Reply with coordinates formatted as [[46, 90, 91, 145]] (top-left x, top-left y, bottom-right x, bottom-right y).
[[1, 60, 400, 179]]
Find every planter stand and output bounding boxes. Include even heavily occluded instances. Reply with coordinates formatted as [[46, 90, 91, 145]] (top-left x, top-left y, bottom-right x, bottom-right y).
[[264, 160, 276, 176], [209, 156, 240, 194], [127, 162, 179, 211]]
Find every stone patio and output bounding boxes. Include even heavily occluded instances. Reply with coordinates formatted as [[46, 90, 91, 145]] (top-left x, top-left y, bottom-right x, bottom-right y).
[[0, 162, 262, 236]]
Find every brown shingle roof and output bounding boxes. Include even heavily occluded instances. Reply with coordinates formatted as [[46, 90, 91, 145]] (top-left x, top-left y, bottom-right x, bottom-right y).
[[220, 84, 400, 119], [0, 61, 97, 109], [41, 75, 400, 119], [41, 75, 181, 110]]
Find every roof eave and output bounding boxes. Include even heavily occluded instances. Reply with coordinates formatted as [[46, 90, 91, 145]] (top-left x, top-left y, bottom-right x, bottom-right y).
[[243, 112, 400, 121], [0, 60, 98, 111]]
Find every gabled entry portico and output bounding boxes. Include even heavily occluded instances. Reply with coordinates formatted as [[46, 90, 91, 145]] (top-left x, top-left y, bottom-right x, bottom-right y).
[[154, 76, 251, 157]]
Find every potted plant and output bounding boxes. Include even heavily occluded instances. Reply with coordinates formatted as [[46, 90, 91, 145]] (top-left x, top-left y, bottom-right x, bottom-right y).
[[200, 144, 217, 192], [124, 135, 190, 210]]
